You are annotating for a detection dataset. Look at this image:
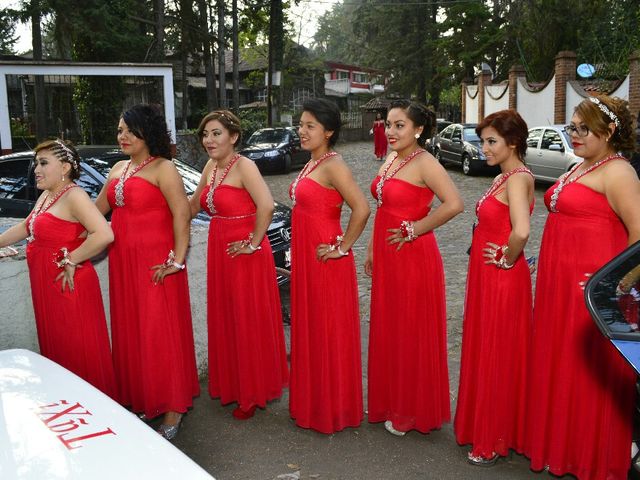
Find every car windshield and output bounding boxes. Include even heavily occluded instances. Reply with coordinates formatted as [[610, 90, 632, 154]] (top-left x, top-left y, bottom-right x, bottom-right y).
[[463, 128, 480, 142], [248, 130, 287, 145]]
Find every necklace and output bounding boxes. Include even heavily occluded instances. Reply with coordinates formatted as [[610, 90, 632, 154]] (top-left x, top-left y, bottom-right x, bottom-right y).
[[475, 166, 532, 217], [549, 153, 624, 213], [206, 153, 240, 215], [114, 156, 157, 207], [290, 151, 338, 207], [27, 183, 78, 243], [376, 148, 424, 207]]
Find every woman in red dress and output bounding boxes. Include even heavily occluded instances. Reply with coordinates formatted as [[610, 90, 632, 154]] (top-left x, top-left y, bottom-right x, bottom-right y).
[[365, 100, 463, 436], [289, 98, 370, 433], [189, 110, 288, 420], [526, 95, 640, 480], [454, 110, 534, 466], [0, 139, 116, 398], [372, 112, 388, 161], [95, 105, 199, 440]]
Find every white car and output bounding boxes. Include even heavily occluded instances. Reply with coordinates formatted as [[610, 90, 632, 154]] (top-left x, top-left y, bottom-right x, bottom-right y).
[[525, 125, 583, 182], [0, 349, 215, 480]]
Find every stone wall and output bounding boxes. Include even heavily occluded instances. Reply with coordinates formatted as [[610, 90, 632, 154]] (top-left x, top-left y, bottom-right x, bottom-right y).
[[176, 131, 208, 171]]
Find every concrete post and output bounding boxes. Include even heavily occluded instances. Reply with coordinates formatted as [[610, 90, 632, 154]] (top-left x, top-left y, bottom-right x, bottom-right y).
[[477, 68, 492, 121], [508, 64, 526, 111], [628, 50, 640, 128]]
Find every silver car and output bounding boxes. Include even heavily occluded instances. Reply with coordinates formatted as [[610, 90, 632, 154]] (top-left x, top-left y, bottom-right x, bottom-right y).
[[525, 125, 583, 182]]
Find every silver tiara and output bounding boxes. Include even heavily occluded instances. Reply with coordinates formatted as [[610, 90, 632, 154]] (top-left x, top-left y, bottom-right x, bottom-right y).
[[55, 140, 78, 170], [589, 97, 621, 128]]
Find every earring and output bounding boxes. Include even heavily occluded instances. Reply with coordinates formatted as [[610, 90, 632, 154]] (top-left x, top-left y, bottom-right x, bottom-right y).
[[414, 133, 420, 139], [61, 174, 65, 182]]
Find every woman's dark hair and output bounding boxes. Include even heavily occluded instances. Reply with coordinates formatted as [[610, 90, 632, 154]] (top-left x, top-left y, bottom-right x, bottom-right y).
[[388, 99, 436, 148], [34, 138, 81, 180], [476, 109, 529, 160], [121, 104, 172, 159], [574, 94, 635, 154], [196, 110, 243, 149], [302, 98, 341, 146]]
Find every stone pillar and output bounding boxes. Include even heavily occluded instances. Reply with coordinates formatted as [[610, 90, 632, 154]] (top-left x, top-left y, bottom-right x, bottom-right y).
[[461, 83, 467, 123], [628, 50, 640, 128], [554, 51, 577, 124], [508, 64, 526, 111], [477, 67, 492, 121]]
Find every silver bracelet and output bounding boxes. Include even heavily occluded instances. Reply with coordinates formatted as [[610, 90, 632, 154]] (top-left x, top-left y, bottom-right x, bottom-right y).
[[337, 246, 349, 256], [171, 261, 186, 270], [247, 242, 261, 251]]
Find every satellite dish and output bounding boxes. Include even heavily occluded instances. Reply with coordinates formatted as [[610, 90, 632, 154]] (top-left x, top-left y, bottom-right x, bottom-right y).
[[577, 63, 595, 78]]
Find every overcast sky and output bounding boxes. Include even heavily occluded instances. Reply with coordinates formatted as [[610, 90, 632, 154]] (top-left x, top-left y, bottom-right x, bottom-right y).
[[1, 0, 337, 54]]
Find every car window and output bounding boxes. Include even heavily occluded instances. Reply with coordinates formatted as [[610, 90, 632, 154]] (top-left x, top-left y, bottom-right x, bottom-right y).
[[290, 130, 301, 143], [174, 160, 201, 195], [77, 164, 105, 199], [440, 125, 453, 140], [248, 130, 286, 145], [452, 127, 462, 140], [463, 127, 479, 142], [0, 157, 32, 200], [541, 129, 563, 150], [527, 129, 543, 148]]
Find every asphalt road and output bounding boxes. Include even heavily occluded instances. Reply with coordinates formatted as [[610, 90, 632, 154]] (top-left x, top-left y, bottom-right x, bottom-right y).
[[172, 141, 563, 480]]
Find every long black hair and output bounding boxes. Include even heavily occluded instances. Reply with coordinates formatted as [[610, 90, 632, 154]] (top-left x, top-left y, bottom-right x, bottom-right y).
[[388, 99, 436, 148], [302, 98, 342, 146], [121, 104, 172, 159]]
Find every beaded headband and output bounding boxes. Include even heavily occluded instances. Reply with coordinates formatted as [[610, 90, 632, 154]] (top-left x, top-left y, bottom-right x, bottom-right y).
[[217, 112, 238, 127], [589, 97, 621, 128], [54, 140, 79, 171]]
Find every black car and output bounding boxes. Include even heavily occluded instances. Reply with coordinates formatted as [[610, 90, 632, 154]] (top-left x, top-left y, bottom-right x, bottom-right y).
[[432, 123, 498, 176], [425, 119, 453, 154], [0, 148, 292, 282], [239, 127, 310, 174]]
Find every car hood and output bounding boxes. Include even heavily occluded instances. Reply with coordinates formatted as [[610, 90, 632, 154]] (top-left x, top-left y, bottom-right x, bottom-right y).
[[241, 143, 281, 152]]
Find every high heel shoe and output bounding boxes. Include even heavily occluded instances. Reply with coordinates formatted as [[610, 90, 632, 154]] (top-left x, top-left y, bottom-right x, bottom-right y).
[[384, 420, 406, 436], [467, 451, 498, 467], [232, 405, 257, 420], [157, 413, 183, 441]]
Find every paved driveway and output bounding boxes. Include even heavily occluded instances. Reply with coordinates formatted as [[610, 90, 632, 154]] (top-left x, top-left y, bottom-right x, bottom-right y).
[[174, 141, 561, 480]]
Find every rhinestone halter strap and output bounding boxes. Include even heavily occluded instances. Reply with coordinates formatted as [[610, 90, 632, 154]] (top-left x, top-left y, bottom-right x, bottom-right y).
[[548, 153, 624, 213], [376, 148, 425, 207], [290, 151, 338, 207], [206, 153, 241, 215], [27, 183, 78, 243], [475, 167, 533, 217], [114, 156, 157, 207]]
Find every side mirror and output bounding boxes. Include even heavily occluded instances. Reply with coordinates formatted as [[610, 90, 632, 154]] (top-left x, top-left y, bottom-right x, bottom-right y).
[[548, 144, 564, 152]]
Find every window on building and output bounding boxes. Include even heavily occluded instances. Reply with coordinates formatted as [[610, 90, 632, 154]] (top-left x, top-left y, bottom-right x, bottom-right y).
[[336, 70, 350, 80], [353, 72, 368, 83]]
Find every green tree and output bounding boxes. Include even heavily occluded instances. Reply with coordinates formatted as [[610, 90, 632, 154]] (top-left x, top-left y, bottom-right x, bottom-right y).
[[0, 9, 18, 54]]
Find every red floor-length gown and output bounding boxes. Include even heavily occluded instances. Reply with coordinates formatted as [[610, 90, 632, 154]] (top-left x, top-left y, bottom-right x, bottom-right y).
[[107, 177, 199, 418], [526, 182, 636, 480], [368, 177, 450, 433], [373, 120, 387, 159], [201, 184, 288, 410], [454, 195, 533, 458], [26, 212, 117, 398], [289, 177, 363, 434]]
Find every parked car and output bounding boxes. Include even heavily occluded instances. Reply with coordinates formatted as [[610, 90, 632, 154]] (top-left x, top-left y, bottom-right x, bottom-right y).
[[0, 148, 292, 283], [524, 125, 583, 182], [425, 119, 453, 154], [585, 239, 640, 479], [239, 127, 310, 174], [431, 123, 497, 175]]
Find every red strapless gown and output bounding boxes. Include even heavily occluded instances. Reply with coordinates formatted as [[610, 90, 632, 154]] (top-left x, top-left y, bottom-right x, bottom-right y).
[[373, 121, 387, 159], [26, 213, 117, 398], [454, 196, 533, 458], [107, 177, 199, 418], [289, 178, 363, 433], [368, 177, 450, 433], [200, 185, 288, 410], [526, 182, 636, 480]]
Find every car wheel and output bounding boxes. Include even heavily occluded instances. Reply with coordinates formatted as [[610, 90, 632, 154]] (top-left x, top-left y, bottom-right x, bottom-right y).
[[283, 154, 292, 174], [462, 155, 473, 175]]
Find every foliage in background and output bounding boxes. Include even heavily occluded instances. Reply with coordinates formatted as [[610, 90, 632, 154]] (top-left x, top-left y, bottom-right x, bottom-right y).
[[239, 108, 267, 141], [0, 9, 18, 55]]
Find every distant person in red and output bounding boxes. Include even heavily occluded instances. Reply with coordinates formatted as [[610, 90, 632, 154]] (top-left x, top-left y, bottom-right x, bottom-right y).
[[372, 112, 387, 161]]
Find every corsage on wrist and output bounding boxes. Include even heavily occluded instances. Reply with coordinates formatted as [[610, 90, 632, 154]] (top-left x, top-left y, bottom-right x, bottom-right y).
[[163, 249, 185, 270], [400, 221, 417, 242], [240, 233, 262, 252], [53, 247, 79, 269], [491, 245, 514, 270], [328, 235, 349, 256]]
